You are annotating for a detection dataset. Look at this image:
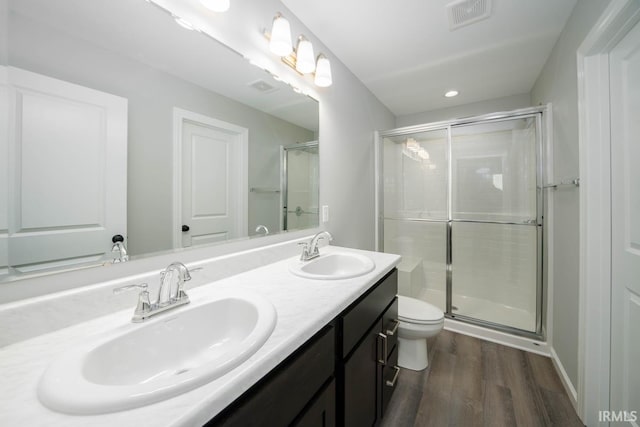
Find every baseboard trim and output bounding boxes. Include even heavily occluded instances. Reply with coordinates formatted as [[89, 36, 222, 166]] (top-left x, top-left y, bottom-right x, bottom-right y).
[[444, 318, 550, 357], [550, 346, 578, 409]]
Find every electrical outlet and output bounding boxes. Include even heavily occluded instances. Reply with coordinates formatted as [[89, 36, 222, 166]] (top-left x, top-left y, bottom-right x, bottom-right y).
[[322, 205, 329, 223]]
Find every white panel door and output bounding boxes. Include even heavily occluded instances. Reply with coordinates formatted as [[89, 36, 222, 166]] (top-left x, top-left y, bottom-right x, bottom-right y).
[[180, 119, 245, 247], [8, 68, 127, 271], [610, 19, 640, 426], [0, 67, 8, 276]]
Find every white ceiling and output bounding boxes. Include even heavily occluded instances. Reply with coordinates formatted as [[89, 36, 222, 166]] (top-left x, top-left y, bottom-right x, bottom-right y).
[[281, 0, 577, 116]]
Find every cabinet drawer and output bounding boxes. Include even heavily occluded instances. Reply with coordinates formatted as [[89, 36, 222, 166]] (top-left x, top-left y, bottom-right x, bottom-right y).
[[207, 325, 335, 427], [342, 269, 397, 358]]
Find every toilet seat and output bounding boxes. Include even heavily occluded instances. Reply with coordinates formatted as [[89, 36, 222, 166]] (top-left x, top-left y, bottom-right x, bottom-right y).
[[398, 295, 444, 325]]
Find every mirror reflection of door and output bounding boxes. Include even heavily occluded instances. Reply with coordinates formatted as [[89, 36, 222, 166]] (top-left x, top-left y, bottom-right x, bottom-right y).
[[174, 109, 248, 248], [282, 142, 319, 231], [5, 68, 127, 275]]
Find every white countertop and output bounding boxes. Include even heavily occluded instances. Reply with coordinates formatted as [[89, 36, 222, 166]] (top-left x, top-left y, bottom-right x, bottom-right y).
[[0, 246, 400, 427]]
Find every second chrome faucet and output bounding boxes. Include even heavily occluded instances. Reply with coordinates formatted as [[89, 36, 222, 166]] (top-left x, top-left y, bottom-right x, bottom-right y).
[[114, 261, 200, 322], [299, 231, 333, 261]]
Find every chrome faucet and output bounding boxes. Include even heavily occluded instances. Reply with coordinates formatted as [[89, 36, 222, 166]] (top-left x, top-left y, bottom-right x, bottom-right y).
[[299, 231, 333, 261], [114, 261, 200, 322], [158, 261, 192, 306], [111, 235, 129, 263], [255, 225, 269, 235]]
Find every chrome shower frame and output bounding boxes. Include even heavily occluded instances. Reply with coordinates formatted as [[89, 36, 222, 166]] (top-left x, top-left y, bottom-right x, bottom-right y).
[[375, 106, 547, 340]]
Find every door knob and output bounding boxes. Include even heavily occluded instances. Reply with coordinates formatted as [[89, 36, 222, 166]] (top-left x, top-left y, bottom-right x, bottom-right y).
[[182, 225, 190, 232]]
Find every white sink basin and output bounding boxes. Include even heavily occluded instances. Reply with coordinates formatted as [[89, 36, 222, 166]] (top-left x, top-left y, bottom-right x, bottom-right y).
[[38, 290, 277, 414], [289, 252, 375, 280]]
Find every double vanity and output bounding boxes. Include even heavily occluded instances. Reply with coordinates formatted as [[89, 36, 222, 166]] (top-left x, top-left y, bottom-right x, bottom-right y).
[[0, 237, 401, 426]]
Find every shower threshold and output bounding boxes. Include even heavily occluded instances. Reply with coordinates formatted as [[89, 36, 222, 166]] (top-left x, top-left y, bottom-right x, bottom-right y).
[[417, 288, 537, 334]]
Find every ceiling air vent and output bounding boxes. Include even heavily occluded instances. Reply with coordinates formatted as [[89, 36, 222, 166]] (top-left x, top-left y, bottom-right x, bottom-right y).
[[447, 0, 492, 31], [248, 79, 277, 93]]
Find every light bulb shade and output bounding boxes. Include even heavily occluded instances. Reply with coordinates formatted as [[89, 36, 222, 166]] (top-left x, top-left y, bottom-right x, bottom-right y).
[[314, 54, 332, 87], [295, 37, 315, 74], [269, 15, 293, 57], [200, 0, 230, 12]]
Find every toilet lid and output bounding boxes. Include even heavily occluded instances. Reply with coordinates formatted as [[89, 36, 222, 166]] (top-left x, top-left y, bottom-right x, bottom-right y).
[[398, 295, 444, 324]]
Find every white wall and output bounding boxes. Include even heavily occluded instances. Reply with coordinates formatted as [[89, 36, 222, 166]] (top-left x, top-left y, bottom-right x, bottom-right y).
[[396, 93, 531, 127], [0, 0, 6, 65], [531, 0, 612, 389]]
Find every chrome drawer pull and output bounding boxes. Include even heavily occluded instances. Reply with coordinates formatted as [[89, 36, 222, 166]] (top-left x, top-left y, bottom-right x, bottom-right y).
[[386, 366, 401, 387], [378, 332, 388, 365], [386, 319, 399, 336]]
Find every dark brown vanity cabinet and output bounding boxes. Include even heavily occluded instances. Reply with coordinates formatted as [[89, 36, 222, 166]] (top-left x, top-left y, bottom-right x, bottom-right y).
[[339, 269, 399, 427], [206, 325, 336, 427], [205, 268, 399, 427]]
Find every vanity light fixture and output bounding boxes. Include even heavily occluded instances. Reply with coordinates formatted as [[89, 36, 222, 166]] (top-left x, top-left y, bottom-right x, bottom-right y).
[[266, 13, 333, 87], [295, 36, 315, 74], [200, 0, 230, 12], [444, 90, 459, 98], [269, 13, 293, 57], [314, 54, 333, 87]]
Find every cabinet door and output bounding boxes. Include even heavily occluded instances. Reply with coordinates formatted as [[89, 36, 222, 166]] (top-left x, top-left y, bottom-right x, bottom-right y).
[[208, 326, 334, 427], [380, 348, 399, 418], [293, 379, 335, 427], [344, 324, 379, 427]]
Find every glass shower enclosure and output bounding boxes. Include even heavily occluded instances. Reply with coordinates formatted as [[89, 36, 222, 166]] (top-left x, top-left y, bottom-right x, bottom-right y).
[[377, 109, 543, 337]]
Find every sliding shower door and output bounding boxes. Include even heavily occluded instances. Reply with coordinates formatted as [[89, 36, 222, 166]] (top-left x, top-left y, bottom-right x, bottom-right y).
[[381, 129, 449, 311], [378, 110, 543, 337], [450, 117, 540, 332]]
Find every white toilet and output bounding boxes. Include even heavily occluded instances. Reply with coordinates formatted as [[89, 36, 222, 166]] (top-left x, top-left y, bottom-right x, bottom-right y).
[[397, 295, 444, 371]]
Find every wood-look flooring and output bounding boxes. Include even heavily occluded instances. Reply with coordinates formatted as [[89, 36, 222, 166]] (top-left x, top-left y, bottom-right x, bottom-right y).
[[380, 330, 583, 427]]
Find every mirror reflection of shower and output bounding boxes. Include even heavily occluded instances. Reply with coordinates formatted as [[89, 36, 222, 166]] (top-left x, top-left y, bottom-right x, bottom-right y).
[[282, 141, 319, 231]]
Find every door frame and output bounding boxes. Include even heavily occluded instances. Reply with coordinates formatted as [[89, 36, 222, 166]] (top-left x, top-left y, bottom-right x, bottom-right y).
[[172, 108, 248, 248], [576, 0, 640, 424]]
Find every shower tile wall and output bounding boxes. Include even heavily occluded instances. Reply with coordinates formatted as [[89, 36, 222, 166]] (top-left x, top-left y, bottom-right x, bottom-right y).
[[384, 219, 447, 308]]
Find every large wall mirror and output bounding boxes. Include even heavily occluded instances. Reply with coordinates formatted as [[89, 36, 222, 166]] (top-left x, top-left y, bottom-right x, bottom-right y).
[[0, 0, 320, 282]]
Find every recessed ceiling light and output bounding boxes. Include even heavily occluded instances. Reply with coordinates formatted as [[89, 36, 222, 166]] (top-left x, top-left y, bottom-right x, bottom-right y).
[[445, 90, 459, 98]]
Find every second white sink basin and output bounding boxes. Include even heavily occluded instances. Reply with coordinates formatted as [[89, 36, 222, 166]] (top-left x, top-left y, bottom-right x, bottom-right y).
[[38, 290, 277, 414], [289, 252, 375, 280]]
